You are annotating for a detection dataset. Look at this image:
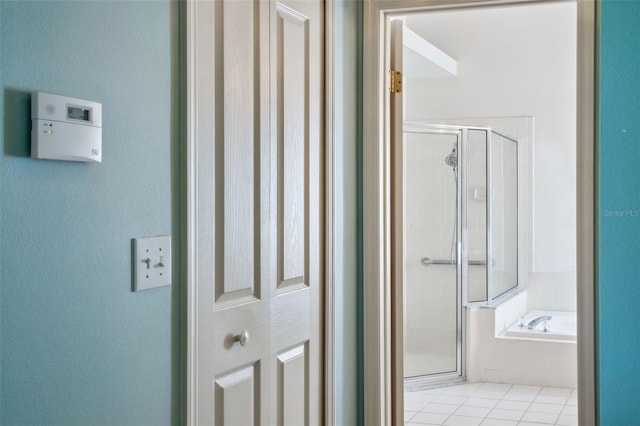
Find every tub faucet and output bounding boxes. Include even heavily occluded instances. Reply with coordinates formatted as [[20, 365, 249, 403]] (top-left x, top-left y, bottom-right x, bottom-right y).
[[527, 315, 552, 331]]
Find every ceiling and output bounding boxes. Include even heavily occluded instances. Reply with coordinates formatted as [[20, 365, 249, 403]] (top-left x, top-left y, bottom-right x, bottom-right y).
[[403, 1, 577, 78]]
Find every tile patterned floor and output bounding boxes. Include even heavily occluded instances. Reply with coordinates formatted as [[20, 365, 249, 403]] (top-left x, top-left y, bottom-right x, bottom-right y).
[[405, 382, 577, 426]]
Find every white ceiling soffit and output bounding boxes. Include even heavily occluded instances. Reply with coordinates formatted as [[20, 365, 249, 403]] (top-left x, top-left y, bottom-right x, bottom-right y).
[[403, 26, 457, 78]]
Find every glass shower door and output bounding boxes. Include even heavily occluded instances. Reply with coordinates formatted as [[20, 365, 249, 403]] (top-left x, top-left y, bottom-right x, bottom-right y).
[[403, 128, 461, 378]]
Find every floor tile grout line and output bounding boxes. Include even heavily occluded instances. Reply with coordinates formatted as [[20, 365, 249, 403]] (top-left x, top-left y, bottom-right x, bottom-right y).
[[405, 382, 577, 426]]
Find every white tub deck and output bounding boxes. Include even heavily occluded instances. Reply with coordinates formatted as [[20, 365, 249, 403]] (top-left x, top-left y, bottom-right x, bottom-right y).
[[466, 292, 577, 388], [502, 310, 577, 342]]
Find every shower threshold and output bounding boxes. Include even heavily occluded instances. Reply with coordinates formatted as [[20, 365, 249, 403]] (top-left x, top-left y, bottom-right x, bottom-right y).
[[405, 372, 465, 392]]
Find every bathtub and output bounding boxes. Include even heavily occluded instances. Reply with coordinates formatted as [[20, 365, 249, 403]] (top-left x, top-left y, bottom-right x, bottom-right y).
[[467, 294, 577, 388], [502, 310, 577, 342]]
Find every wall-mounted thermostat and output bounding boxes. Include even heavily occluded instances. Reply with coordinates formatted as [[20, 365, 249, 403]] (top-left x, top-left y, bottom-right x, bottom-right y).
[[31, 92, 102, 162]]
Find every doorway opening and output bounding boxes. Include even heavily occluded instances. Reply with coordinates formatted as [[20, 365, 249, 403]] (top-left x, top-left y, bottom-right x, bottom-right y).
[[400, 1, 577, 397], [362, 0, 595, 425]]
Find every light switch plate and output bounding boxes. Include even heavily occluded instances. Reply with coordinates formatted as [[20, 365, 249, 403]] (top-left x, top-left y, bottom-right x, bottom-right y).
[[133, 235, 171, 291]]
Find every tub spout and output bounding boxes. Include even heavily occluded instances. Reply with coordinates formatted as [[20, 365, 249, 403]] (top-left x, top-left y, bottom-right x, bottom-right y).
[[527, 315, 552, 331]]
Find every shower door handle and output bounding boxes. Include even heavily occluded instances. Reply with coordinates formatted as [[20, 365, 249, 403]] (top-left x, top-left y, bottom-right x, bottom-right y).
[[420, 256, 487, 267], [456, 242, 462, 266], [421, 257, 455, 266]]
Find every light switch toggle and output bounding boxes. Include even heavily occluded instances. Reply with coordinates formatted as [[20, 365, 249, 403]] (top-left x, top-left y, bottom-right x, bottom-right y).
[[133, 235, 171, 291]]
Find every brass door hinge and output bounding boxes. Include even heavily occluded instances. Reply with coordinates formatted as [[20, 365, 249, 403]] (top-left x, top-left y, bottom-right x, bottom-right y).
[[389, 69, 402, 93]]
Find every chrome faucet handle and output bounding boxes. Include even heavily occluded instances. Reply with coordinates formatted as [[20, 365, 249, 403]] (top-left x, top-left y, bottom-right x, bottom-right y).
[[518, 316, 525, 327], [527, 315, 552, 330]]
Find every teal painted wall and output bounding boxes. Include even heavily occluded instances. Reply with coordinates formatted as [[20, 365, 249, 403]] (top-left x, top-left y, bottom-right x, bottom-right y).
[[0, 1, 181, 425], [333, 1, 362, 425], [598, 1, 640, 424], [0, 1, 3, 422]]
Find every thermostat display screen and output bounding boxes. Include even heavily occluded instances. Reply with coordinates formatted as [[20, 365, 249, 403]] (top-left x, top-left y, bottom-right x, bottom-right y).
[[67, 106, 90, 121]]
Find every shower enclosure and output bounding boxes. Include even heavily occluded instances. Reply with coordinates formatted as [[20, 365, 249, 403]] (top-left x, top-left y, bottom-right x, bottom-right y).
[[402, 123, 518, 383]]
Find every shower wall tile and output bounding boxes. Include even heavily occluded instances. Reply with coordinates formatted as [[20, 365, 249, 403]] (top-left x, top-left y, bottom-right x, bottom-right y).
[[405, 265, 458, 354], [493, 291, 527, 335], [415, 117, 538, 296], [526, 272, 577, 312]]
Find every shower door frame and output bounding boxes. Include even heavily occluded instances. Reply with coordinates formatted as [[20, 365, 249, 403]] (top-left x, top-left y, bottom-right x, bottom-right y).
[[402, 124, 469, 387], [402, 123, 518, 386], [362, 1, 596, 425]]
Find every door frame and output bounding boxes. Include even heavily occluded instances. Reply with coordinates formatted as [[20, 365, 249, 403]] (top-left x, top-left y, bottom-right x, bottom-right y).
[[362, 0, 596, 424], [183, 0, 336, 423]]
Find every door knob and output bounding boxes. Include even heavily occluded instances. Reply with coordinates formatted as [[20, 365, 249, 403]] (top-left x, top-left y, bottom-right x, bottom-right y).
[[234, 330, 250, 347]]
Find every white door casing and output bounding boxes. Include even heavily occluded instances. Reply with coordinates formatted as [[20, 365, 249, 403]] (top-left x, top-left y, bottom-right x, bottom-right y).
[[185, 0, 324, 424]]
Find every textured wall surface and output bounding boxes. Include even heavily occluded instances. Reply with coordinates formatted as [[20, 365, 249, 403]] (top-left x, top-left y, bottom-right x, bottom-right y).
[[405, 3, 577, 274], [0, 1, 3, 422], [17, 1, 640, 425], [0, 1, 180, 425], [333, 1, 361, 424], [598, 1, 640, 423]]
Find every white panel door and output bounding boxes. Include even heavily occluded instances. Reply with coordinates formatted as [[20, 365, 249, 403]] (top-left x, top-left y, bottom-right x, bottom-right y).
[[269, 1, 323, 424], [188, 0, 323, 424]]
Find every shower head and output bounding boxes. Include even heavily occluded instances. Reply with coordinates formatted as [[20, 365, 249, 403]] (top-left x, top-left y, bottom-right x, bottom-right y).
[[445, 146, 458, 168]]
